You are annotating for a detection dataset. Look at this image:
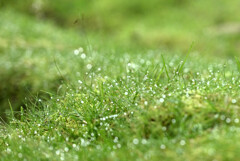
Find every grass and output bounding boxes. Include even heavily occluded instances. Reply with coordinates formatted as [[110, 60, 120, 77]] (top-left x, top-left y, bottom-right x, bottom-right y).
[[0, 1, 240, 161], [2, 0, 240, 55], [0, 8, 89, 118], [1, 42, 240, 160]]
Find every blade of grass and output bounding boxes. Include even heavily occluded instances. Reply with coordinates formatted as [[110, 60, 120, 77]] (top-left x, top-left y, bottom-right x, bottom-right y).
[[178, 42, 194, 74], [8, 99, 14, 119], [161, 54, 170, 81], [156, 65, 165, 82], [235, 56, 240, 72]]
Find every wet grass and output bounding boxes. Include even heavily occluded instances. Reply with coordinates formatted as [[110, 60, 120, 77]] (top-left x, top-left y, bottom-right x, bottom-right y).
[[0, 2, 240, 161], [1, 42, 240, 160]]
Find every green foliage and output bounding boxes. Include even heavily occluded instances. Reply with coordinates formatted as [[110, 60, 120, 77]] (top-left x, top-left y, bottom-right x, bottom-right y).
[[0, 1, 240, 160], [1, 42, 240, 160], [2, 0, 240, 53], [0, 9, 86, 118], [235, 57, 240, 72]]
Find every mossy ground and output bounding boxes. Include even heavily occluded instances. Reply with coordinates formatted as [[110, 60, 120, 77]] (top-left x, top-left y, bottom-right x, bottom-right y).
[[0, 1, 240, 160]]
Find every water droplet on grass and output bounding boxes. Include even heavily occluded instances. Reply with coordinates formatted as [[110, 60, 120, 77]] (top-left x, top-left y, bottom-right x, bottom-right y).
[[180, 140, 186, 146], [133, 138, 139, 145], [232, 99, 237, 104], [160, 144, 166, 149], [87, 64, 92, 70], [159, 98, 164, 103]]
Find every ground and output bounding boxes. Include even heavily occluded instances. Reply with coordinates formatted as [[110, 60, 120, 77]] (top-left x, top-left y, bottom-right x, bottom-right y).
[[0, 1, 240, 160]]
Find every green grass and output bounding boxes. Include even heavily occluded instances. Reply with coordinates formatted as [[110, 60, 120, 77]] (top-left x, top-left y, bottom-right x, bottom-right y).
[[0, 1, 240, 161], [2, 0, 240, 55], [1, 46, 240, 160], [0, 8, 88, 118]]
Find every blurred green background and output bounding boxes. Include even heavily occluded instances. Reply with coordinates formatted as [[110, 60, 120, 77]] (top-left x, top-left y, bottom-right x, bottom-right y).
[[2, 0, 240, 53], [0, 0, 240, 119]]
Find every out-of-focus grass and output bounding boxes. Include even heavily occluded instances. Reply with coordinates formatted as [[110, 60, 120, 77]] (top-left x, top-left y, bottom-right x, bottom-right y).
[[2, 0, 240, 55], [0, 8, 87, 118]]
